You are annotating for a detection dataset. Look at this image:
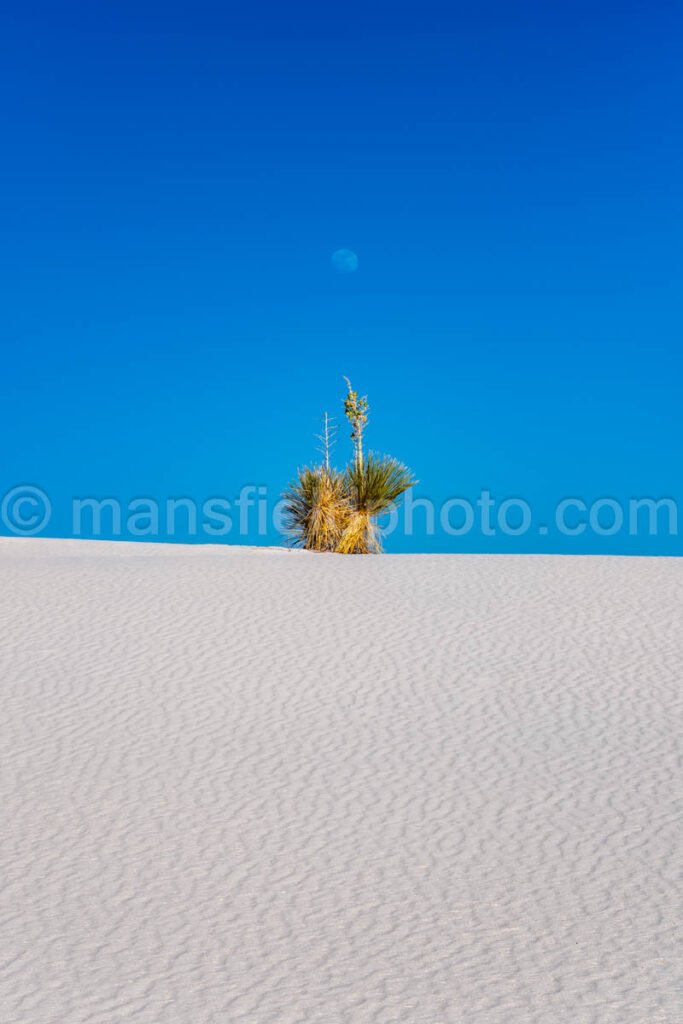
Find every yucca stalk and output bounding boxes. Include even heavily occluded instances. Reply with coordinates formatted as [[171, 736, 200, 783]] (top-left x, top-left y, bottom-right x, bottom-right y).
[[315, 412, 336, 473], [343, 377, 369, 470], [337, 453, 415, 554], [281, 465, 348, 551]]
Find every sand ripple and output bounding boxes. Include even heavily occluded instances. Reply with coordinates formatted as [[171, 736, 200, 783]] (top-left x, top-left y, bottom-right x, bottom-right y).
[[1, 540, 681, 1022]]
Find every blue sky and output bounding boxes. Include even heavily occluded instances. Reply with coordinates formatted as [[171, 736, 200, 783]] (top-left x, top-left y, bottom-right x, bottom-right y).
[[2, 1, 681, 552]]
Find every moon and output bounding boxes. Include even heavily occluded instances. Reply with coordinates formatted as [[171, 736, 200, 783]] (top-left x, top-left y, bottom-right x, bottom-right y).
[[331, 248, 359, 274]]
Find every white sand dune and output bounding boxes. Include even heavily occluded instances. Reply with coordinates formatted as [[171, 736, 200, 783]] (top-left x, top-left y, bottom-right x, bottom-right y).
[[1, 538, 681, 1024]]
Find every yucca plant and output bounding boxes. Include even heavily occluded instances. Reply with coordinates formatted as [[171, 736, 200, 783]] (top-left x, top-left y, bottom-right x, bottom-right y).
[[281, 382, 415, 554], [337, 453, 415, 554], [281, 465, 349, 551]]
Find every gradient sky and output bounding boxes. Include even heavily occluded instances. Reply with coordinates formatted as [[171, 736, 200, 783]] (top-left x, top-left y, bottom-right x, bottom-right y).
[[2, 2, 681, 553]]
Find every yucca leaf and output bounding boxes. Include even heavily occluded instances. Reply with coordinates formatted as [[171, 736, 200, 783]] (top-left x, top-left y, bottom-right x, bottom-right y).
[[338, 453, 415, 553], [281, 466, 349, 551]]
